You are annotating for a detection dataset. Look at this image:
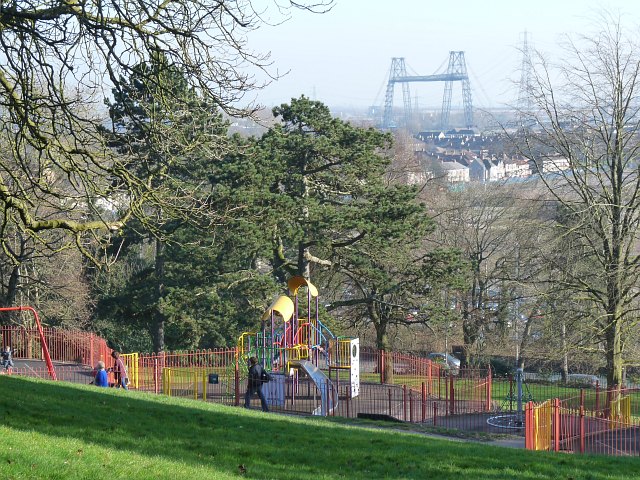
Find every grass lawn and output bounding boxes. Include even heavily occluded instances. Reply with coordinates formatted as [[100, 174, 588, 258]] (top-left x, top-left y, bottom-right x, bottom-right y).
[[0, 376, 639, 479]]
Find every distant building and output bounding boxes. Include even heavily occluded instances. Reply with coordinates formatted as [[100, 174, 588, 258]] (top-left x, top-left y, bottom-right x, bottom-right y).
[[528, 153, 571, 174], [504, 156, 531, 178], [416, 131, 445, 142], [541, 154, 571, 173], [440, 161, 469, 183], [469, 157, 505, 182]]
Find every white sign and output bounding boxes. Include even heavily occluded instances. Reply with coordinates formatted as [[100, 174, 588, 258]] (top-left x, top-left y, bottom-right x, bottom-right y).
[[350, 338, 360, 398]]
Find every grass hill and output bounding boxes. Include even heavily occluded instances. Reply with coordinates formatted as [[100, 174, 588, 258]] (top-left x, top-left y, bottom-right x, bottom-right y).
[[0, 376, 638, 479]]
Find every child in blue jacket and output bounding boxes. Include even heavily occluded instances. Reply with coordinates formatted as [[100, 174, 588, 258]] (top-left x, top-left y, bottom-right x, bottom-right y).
[[95, 361, 109, 387]]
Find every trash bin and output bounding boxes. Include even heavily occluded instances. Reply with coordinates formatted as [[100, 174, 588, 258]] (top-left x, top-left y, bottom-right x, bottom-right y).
[[208, 373, 219, 384]]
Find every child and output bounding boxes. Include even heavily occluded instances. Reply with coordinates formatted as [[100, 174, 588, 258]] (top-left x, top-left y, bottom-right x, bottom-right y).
[[1, 346, 14, 371], [94, 360, 109, 387]]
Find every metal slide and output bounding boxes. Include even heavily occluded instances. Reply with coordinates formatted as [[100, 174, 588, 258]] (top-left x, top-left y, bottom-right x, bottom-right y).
[[288, 359, 337, 416]]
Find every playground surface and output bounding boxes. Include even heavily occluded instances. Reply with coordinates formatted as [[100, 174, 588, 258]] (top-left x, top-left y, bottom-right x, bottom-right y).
[[433, 412, 526, 436], [555, 414, 640, 456], [3, 359, 93, 383]]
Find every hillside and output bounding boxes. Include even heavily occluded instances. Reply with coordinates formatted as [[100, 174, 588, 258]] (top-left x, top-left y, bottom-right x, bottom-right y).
[[0, 376, 637, 479]]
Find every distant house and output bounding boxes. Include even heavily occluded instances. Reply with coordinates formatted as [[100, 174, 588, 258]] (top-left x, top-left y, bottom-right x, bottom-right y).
[[541, 154, 571, 173], [469, 157, 505, 182], [504, 156, 531, 178], [528, 153, 571, 174], [416, 131, 445, 142], [406, 168, 434, 185], [444, 128, 477, 139], [440, 161, 469, 183]]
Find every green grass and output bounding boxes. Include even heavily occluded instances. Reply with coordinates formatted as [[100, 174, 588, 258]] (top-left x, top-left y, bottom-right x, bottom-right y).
[[1, 376, 639, 479]]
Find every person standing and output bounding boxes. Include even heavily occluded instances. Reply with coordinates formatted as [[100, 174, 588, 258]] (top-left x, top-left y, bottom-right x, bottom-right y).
[[94, 361, 109, 387], [244, 356, 269, 412], [111, 351, 129, 389]]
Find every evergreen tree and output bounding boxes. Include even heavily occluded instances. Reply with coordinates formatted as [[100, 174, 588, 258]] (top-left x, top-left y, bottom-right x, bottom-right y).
[[213, 97, 465, 365], [94, 54, 234, 352]]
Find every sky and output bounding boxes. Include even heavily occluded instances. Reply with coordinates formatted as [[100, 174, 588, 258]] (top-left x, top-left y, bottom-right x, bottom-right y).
[[247, 0, 640, 112]]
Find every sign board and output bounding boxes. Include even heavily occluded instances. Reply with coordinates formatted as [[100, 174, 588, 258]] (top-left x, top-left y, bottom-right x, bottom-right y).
[[350, 338, 360, 397]]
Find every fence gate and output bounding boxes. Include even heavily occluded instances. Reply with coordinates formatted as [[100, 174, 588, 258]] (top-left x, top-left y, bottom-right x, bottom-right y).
[[526, 400, 552, 450]]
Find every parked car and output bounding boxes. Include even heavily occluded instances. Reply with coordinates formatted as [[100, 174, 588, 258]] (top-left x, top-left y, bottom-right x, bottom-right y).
[[428, 353, 461, 375]]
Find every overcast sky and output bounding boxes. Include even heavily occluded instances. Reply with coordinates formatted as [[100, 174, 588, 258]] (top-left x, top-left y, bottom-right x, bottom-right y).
[[247, 0, 640, 111]]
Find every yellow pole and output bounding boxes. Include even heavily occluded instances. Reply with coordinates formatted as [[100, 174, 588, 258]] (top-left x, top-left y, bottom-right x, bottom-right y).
[[193, 369, 198, 400], [163, 368, 172, 397]]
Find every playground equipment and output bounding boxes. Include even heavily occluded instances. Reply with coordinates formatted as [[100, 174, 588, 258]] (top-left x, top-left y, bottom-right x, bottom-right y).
[[237, 276, 360, 415], [0, 306, 56, 380], [488, 368, 528, 430]]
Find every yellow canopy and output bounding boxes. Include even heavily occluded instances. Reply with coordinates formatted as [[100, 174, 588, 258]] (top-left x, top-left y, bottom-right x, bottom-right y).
[[261, 295, 294, 322], [287, 276, 318, 298]]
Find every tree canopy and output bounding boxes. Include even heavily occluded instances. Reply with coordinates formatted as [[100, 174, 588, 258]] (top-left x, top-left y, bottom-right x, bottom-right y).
[[513, 14, 640, 385], [0, 0, 331, 261]]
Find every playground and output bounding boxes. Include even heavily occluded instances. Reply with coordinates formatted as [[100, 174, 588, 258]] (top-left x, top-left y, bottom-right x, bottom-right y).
[[1, 280, 640, 456]]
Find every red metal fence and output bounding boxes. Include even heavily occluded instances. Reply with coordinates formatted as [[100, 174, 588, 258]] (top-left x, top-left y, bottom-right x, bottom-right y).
[[1, 325, 112, 369], [525, 386, 640, 456]]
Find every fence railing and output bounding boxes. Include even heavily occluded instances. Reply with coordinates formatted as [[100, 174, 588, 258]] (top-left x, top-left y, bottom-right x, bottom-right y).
[[12, 324, 606, 449], [525, 386, 640, 456], [0, 325, 112, 370]]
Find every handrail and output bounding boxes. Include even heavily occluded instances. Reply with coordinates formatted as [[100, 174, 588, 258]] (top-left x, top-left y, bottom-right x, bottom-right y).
[[0, 306, 56, 380]]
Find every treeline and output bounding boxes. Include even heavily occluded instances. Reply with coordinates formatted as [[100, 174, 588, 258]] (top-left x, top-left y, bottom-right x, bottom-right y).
[[1, 1, 640, 387]]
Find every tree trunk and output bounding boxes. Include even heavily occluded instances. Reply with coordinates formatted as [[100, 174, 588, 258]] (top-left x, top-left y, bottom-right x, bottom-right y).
[[604, 259, 624, 387], [152, 237, 166, 353], [461, 302, 479, 366], [561, 321, 569, 384], [6, 265, 20, 307], [369, 303, 393, 384], [604, 315, 623, 388]]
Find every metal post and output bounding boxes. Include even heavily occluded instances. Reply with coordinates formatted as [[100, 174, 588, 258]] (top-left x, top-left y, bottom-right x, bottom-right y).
[[346, 386, 350, 418], [486, 368, 492, 412], [554, 398, 561, 452], [433, 402, 438, 426], [234, 354, 240, 406], [580, 389, 585, 454], [90, 334, 94, 368], [524, 402, 531, 449], [449, 374, 455, 415], [409, 389, 413, 422], [153, 358, 159, 395], [422, 382, 427, 422], [403, 384, 407, 421], [516, 368, 524, 426]]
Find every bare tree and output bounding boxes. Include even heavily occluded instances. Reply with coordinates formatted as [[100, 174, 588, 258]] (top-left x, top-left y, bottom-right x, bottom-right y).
[[0, 0, 332, 262], [431, 181, 551, 366], [513, 13, 640, 386]]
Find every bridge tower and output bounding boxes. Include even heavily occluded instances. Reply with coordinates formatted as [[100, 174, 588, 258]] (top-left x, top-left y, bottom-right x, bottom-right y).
[[381, 51, 474, 131], [382, 58, 412, 129], [441, 51, 473, 131]]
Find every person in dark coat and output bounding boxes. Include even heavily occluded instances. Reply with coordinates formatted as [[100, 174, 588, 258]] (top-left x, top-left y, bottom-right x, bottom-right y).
[[244, 356, 269, 412]]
